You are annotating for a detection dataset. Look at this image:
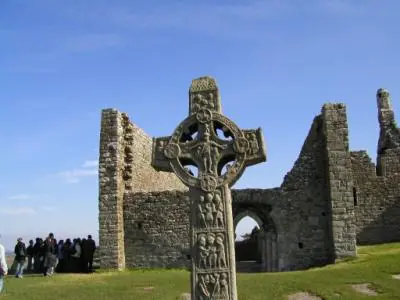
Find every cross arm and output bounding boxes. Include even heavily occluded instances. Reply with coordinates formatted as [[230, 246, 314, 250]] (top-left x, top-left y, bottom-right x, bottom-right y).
[[151, 136, 174, 172], [243, 128, 267, 167]]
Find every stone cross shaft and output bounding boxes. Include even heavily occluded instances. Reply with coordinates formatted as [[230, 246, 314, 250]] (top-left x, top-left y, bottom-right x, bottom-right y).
[[152, 76, 266, 300]]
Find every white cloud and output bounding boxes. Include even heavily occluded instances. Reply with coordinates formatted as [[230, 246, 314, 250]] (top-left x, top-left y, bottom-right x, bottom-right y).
[[0, 207, 36, 215], [82, 160, 98, 168], [3, 0, 370, 76], [40, 206, 57, 212], [7, 194, 33, 200], [59, 168, 98, 184], [59, 159, 98, 183]]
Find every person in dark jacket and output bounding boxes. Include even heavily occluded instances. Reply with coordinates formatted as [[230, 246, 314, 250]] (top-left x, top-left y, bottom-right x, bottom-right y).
[[63, 239, 72, 272], [33, 238, 42, 273], [26, 240, 34, 272], [70, 238, 82, 272], [80, 238, 86, 273], [82, 235, 96, 273], [39, 238, 46, 273], [43, 233, 57, 276], [14, 238, 27, 278]]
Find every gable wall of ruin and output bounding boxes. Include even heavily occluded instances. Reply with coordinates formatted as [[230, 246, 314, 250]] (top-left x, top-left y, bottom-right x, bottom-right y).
[[98, 110, 186, 269], [351, 150, 400, 244], [350, 89, 400, 245]]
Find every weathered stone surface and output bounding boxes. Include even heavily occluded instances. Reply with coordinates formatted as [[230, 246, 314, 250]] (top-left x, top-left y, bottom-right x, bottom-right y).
[[351, 283, 378, 296], [98, 109, 185, 270], [150, 76, 266, 299], [124, 191, 190, 268], [322, 104, 357, 259], [98, 87, 400, 275], [351, 89, 400, 245]]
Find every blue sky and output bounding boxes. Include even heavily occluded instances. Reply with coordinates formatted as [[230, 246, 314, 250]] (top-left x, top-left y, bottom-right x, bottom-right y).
[[0, 0, 399, 250]]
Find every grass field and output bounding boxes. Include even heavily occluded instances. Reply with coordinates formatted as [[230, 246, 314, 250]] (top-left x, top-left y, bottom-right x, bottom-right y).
[[1, 243, 400, 300]]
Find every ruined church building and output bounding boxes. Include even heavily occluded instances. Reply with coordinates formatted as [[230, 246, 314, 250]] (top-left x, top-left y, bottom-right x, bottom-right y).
[[98, 87, 400, 272]]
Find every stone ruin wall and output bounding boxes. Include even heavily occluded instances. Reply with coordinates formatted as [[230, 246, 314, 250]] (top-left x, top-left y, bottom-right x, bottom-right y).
[[99, 104, 356, 272], [351, 89, 400, 245], [351, 149, 400, 244], [98, 109, 186, 269], [119, 103, 356, 271], [124, 190, 190, 268], [98, 89, 400, 271]]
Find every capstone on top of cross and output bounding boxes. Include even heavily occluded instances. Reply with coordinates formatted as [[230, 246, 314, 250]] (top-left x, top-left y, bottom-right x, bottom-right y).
[[189, 76, 222, 116]]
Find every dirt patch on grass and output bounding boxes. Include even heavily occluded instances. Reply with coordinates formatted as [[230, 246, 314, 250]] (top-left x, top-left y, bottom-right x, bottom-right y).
[[142, 286, 154, 291], [392, 274, 400, 280], [351, 283, 378, 296], [287, 292, 322, 300]]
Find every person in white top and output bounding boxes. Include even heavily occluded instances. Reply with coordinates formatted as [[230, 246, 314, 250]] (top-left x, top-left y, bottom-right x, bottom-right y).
[[0, 236, 9, 294]]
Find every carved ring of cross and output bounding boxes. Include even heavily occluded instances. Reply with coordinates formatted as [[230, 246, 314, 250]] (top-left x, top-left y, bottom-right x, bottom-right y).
[[163, 108, 249, 192]]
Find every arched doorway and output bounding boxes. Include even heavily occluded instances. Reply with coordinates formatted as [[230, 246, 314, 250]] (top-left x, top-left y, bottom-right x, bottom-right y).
[[233, 210, 278, 272]]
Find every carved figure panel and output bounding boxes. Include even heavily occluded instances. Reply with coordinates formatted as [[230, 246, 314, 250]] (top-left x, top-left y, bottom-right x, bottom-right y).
[[197, 272, 229, 300], [191, 92, 218, 115], [196, 232, 227, 270], [197, 190, 225, 228], [245, 132, 259, 156], [151, 136, 173, 172], [242, 128, 267, 167]]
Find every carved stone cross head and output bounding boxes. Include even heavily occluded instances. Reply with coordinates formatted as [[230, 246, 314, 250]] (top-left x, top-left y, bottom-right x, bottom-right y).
[[152, 76, 266, 193]]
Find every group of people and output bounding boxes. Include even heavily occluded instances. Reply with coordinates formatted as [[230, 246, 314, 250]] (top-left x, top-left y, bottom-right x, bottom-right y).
[[0, 232, 97, 294], [10, 233, 97, 279]]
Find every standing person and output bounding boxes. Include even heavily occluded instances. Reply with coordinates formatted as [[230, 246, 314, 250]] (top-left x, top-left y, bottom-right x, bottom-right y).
[[82, 235, 96, 273], [43, 233, 57, 276], [14, 238, 26, 278], [26, 240, 34, 272], [56, 240, 64, 273], [39, 238, 45, 273], [80, 238, 86, 273], [70, 238, 81, 273], [63, 239, 72, 272], [33, 238, 41, 273], [0, 235, 9, 294]]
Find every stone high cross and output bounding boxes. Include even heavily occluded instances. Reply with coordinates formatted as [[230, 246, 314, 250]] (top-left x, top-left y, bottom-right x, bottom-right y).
[[151, 76, 266, 300]]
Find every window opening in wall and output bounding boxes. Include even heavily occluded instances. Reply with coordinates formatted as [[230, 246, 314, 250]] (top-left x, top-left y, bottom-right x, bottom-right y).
[[137, 222, 143, 230], [353, 187, 358, 206], [321, 212, 326, 216], [235, 216, 262, 269], [298, 242, 304, 249]]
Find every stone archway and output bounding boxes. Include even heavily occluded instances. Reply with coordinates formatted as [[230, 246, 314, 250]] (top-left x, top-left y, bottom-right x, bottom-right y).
[[233, 209, 278, 272]]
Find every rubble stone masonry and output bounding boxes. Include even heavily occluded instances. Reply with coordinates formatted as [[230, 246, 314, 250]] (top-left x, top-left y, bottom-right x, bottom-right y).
[[98, 89, 400, 271]]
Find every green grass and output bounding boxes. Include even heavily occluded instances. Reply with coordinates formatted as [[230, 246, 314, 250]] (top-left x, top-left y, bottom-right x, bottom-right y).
[[2, 243, 400, 300]]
